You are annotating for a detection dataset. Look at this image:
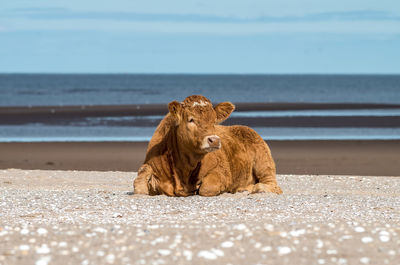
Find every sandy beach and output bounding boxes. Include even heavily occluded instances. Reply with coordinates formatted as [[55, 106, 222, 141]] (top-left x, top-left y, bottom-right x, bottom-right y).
[[0, 169, 399, 264]]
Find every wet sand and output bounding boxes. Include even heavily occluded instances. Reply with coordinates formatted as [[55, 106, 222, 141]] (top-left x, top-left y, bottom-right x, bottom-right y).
[[0, 140, 399, 176]]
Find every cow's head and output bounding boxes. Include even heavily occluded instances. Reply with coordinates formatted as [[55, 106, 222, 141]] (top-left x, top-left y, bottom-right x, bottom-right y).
[[168, 95, 235, 155]]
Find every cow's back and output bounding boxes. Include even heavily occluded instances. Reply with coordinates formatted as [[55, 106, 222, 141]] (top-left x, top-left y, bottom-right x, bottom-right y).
[[144, 114, 174, 161], [200, 124, 274, 193]]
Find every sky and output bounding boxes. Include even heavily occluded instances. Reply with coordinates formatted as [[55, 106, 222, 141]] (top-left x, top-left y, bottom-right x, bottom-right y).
[[0, 0, 400, 73]]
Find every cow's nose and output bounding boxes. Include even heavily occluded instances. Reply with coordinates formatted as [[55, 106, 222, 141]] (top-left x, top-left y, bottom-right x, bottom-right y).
[[207, 135, 221, 148]]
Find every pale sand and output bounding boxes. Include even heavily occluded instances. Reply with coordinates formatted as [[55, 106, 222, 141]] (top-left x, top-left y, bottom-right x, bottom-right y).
[[0, 169, 399, 264]]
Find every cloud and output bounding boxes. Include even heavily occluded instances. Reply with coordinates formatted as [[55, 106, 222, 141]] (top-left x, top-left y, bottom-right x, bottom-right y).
[[5, 18, 400, 35], [7, 8, 400, 23], [3, 7, 400, 36], [7, 0, 400, 18]]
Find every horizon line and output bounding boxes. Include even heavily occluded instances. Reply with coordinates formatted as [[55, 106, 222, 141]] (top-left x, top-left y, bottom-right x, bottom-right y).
[[1, 72, 400, 76]]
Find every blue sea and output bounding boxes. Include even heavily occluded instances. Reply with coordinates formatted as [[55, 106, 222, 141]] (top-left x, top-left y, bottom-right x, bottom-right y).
[[0, 74, 400, 141]]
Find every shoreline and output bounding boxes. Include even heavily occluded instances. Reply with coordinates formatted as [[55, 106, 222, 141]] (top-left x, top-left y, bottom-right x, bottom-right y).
[[1, 140, 399, 176]]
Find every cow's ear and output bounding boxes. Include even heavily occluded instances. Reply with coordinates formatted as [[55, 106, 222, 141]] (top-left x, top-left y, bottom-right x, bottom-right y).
[[214, 102, 235, 123], [168, 101, 183, 124]]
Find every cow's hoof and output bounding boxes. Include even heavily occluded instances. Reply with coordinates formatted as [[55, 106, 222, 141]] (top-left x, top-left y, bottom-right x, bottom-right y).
[[133, 184, 149, 195], [198, 186, 221, 197], [252, 183, 283, 194], [237, 184, 254, 193]]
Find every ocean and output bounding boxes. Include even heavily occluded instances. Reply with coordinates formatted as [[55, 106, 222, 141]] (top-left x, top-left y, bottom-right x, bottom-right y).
[[1, 74, 400, 141], [1, 74, 400, 106]]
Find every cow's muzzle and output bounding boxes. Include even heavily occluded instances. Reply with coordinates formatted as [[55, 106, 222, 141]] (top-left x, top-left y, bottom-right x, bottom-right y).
[[201, 135, 221, 152]]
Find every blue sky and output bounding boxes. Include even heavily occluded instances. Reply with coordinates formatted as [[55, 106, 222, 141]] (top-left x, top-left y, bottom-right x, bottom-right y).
[[1, 0, 400, 73]]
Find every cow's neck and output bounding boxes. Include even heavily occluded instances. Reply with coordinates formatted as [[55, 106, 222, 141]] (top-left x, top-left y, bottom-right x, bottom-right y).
[[169, 129, 203, 186], [173, 145, 202, 179]]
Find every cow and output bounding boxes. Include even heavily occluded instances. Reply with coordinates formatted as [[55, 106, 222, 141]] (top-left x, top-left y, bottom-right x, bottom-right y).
[[133, 95, 282, 196]]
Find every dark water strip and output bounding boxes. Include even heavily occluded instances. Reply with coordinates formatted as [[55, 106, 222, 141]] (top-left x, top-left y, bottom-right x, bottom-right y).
[[1, 103, 400, 126]]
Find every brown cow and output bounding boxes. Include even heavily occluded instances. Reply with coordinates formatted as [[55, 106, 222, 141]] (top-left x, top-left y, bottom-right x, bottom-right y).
[[133, 95, 282, 196]]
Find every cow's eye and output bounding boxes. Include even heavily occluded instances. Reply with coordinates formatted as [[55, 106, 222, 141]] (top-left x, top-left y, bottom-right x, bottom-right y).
[[188, 118, 195, 123]]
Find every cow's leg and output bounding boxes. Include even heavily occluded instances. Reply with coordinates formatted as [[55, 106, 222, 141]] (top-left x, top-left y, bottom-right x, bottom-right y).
[[198, 173, 224, 197], [133, 164, 159, 195], [252, 144, 283, 194]]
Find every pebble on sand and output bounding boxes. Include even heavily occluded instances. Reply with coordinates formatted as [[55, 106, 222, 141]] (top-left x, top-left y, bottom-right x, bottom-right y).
[[233, 224, 247, 231], [157, 249, 171, 256], [36, 244, 50, 254], [277, 246, 291, 255], [261, 246, 272, 252], [35, 256, 51, 265], [37, 228, 48, 236], [183, 250, 193, 261], [105, 254, 115, 264], [20, 228, 29, 235], [19, 245, 30, 251], [361, 237, 373, 243], [379, 231, 390, 242], [289, 229, 306, 237], [197, 249, 224, 260], [221, 241, 234, 248], [355, 227, 365, 233]]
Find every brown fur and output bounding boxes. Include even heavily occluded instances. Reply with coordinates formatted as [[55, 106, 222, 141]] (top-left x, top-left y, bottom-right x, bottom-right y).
[[133, 95, 282, 196]]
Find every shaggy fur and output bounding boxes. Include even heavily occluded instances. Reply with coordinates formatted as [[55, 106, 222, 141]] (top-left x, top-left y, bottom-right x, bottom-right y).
[[133, 95, 282, 196]]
